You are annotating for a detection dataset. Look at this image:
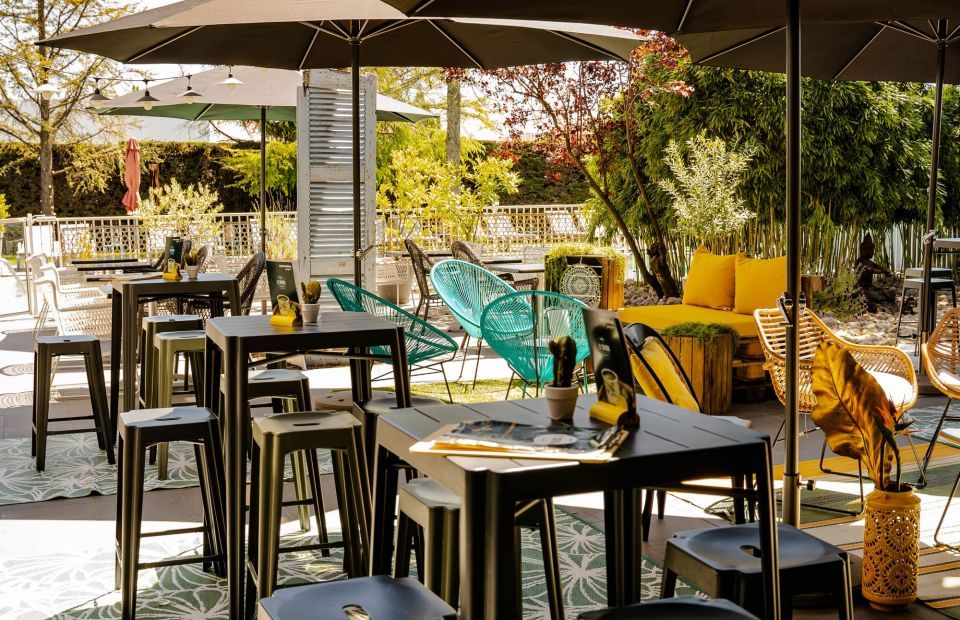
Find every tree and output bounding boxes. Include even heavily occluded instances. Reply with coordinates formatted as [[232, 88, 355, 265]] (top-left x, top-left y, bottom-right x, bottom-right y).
[[463, 32, 691, 298], [0, 0, 132, 215]]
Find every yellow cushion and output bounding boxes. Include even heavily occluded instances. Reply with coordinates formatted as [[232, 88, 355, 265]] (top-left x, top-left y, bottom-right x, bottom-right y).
[[734, 255, 787, 314], [682, 246, 738, 310], [618, 304, 758, 339], [630, 338, 700, 412]]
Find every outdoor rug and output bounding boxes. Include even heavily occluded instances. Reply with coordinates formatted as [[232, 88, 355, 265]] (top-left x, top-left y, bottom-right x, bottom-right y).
[[0, 507, 699, 620], [0, 433, 333, 506]]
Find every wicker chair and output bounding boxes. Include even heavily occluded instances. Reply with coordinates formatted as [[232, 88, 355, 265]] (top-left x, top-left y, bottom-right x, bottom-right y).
[[450, 240, 538, 292], [186, 252, 265, 319], [755, 307, 920, 508], [920, 307, 960, 482], [405, 239, 443, 320]]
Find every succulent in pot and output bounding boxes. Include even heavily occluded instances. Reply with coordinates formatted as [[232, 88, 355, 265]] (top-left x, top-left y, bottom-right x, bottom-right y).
[[182, 250, 201, 279], [544, 335, 579, 421], [300, 280, 322, 323]]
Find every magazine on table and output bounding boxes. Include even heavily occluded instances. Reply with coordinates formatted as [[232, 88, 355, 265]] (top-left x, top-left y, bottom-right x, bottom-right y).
[[410, 419, 628, 463], [582, 308, 640, 429]]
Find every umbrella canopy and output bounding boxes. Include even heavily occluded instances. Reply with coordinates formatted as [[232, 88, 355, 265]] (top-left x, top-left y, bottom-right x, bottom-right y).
[[383, 0, 960, 32], [121, 138, 140, 212], [93, 65, 436, 122]]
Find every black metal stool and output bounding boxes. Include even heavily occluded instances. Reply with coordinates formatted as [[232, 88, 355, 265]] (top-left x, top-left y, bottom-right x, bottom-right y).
[[661, 523, 853, 620], [246, 411, 370, 611], [897, 267, 957, 348], [33, 335, 114, 471], [578, 596, 759, 619], [115, 406, 226, 620], [394, 477, 565, 619], [258, 576, 457, 620]]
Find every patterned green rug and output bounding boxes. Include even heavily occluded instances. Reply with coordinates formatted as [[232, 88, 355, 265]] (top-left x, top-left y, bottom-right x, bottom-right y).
[[0, 433, 332, 506], [0, 508, 697, 619]]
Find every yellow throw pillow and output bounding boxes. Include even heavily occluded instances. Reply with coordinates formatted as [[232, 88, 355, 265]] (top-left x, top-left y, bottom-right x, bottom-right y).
[[682, 246, 737, 310], [734, 255, 787, 314], [630, 338, 700, 413]]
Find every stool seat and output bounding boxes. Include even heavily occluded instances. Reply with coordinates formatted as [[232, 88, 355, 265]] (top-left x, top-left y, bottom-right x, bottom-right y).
[[312, 389, 394, 411], [154, 329, 205, 351], [120, 405, 216, 435], [35, 333, 98, 353], [578, 596, 758, 619], [254, 410, 360, 450], [258, 576, 457, 620], [356, 395, 446, 415], [903, 277, 955, 289], [223, 368, 308, 400], [402, 478, 460, 510], [905, 267, 952, 279]]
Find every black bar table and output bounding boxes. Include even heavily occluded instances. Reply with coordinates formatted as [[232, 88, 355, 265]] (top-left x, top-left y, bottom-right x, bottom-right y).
[[70, 257, 140, 265], [109, 273, 241, 427], [75, 261, 155, 273], [204, 312, 412, 618], [369, 394, 781, 620]]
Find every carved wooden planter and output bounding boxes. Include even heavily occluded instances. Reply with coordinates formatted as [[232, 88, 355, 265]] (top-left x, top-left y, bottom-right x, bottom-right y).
[[663, 332, 734, 415]]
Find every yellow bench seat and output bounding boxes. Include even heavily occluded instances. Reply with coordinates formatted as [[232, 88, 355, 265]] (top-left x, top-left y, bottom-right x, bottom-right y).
[[618, 304, 758, 340]]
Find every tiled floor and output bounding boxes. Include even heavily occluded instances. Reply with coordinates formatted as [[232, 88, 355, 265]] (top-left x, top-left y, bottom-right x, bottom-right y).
[[0, 310, 953, 618]]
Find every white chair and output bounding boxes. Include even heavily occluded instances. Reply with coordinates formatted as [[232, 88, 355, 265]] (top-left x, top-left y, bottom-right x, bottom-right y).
[[34, 275, 111, 340]]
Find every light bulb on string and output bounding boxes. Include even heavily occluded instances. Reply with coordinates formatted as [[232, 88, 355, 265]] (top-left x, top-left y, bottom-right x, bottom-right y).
[[219, 67, 243, 91], [88, 78, 109, 109], [179, 75, 202, 99], [136, 79, 159, 111], [32, 82, 58, 101]]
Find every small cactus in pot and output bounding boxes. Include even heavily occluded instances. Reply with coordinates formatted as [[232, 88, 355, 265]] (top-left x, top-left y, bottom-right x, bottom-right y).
[[300, 280, 322, 323], [183, 250, 201, 278], [545, 335, 579, 421]]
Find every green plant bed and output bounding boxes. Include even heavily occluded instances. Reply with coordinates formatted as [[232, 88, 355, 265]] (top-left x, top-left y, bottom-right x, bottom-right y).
[[660, 322, 741, 350]]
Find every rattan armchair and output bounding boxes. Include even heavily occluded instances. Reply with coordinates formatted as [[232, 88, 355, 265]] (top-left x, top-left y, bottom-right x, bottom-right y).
[[405, 239, 443, 320], [920, 307, 960, 478], [754, 307, 917, 416]]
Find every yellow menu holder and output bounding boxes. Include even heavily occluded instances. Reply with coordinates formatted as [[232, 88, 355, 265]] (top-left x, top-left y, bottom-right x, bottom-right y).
[[161, 259, 182, 281], [269, 313, 301, 327], [589, 401, 626, 426], [270, 296, 302, 326]]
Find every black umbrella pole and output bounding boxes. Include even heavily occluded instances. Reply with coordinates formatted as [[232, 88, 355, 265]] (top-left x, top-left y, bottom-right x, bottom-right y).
[[922, 25, 947, 347], [352, 39, 363, 287], [260, 106, 267, 255], [782, 0, 802, 529]]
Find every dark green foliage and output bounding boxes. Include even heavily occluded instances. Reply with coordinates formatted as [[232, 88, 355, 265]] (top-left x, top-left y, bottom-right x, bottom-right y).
[[661, 322, 740, 350], [486, 142, 591, 205], [549, 335, 577, 388]]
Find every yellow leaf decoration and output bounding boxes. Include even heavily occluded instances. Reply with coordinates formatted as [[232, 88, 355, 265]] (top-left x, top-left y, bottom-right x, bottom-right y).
[[811, 341, 899, 490]]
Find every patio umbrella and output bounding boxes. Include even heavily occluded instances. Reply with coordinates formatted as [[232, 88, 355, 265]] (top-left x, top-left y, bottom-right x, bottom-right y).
[[38, 0, 640, 287], [121, 138, 140, 212], [93, 65, 436, 252], [675, 19, 960, 349]]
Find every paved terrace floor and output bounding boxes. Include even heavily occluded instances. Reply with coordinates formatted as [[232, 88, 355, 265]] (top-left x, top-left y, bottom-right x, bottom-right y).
[[0, 306, 952, 618]]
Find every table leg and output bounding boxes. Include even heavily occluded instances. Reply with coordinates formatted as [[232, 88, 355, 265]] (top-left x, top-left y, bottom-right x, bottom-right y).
[[209, 291, 224, 318], [368, 444, 400, 576], [227, 281, 241, 317], [222, 338, 248, 618], [620, 489, 644, 604], [390, 328, 411, 408], [121, 292, 139, 413], [603, 490, 624, 606], [486, 479, 518, 620], [755, 442, 781, 620], [110, 290, 122, 435], [204, 336, 221, 413], [461, 470, 489, 619]]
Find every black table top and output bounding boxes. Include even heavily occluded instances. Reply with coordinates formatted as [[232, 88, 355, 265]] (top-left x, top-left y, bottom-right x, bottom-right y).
[[205, 312, 402, 351], [75, 262, 154, 272], [110, 272, 237, 294], [70, 257, 141, 265], [378, 394, 769, 498], [934, 237, 960, 251]]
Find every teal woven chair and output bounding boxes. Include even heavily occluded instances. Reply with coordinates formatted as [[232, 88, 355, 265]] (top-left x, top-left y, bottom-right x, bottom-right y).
[[430, 260, 516, 385], [480, 290, 589, 398], [326, 278, 458, 400]]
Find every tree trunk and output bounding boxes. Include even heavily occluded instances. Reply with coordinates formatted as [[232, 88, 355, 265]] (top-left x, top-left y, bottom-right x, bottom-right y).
[[39, 118, 54, 216], [445, 78, 461, 165]]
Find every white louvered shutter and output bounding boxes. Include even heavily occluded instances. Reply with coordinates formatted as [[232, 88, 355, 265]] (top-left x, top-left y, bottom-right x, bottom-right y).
[[297, 69, 377, 308]]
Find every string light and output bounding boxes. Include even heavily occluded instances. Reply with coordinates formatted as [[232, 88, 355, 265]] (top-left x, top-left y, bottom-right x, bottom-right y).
[[219, 67, 244, 90], [179, 74, 202, 98], [88, 78, 109, 109], [32, 82, 58, 101], [135, 79, 159, 111]]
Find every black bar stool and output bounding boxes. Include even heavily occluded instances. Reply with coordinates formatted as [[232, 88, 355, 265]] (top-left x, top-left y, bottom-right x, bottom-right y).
[[258, 576, 457, 620], [246, 411, 370, 612], [578, 596, 759, 619], [394, 477, 564, 619], [33, 335, 114, 471], [661, 523, 853, 619], [115, 406, 226, 620], [897, 267, 957, 348]]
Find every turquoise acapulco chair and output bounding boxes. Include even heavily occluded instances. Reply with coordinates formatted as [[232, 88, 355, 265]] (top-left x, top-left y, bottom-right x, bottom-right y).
[[326, 278, 459, 401], [429, 259, 516, 386], [480, 290, 589, 398]]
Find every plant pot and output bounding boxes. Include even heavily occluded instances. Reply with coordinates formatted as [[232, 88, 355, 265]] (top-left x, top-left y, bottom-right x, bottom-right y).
[[301, 303, 320, 324], [663, 332, 734, 414], [862, 485, 920, 611], [185, 265, 200, 279], [544, 384, 579, 421]]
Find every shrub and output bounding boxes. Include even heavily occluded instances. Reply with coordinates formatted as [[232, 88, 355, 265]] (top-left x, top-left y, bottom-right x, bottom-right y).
[[661, 322, 740, 350], [136, 179, 223, 242]]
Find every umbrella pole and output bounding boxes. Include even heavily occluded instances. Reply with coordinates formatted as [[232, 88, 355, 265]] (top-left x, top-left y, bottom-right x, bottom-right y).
[[260, 105, 267, 255], [782, 0, 802, 528], [352, 37, 363, 287], [921, 21, 947, 352]]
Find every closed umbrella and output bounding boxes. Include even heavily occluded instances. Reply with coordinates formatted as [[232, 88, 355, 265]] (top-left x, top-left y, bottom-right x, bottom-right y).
[[40, 1, 640, 287], [676, 18, 960, 355], [121, 138, 140, 212], [95, 65, 436, 252]]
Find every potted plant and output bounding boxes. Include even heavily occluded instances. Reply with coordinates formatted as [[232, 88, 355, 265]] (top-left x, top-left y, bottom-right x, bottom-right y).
[[183, 250, 202, 279], [660, 322, 738, 415], [811, 340, 919, 611], [544, 335, 579, 421], [300, 280, 321, 324]]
